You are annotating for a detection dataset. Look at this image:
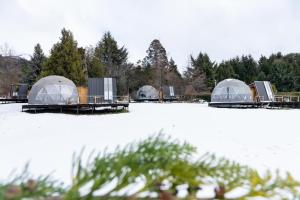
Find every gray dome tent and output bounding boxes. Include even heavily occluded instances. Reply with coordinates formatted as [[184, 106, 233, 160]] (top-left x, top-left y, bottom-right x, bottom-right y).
[[28, 75, 79, 105], [211, 79, 253, 103], [136, 85, 159, 100]]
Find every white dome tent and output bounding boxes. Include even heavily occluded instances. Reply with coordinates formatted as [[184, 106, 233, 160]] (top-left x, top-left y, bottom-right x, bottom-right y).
[[136, 85, 159, 100], [28, 75, 79, 105], [211, 79, 253, 103]]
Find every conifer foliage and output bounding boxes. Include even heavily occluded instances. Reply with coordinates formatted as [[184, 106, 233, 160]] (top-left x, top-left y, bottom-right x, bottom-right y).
[[29, 43, 46, 83], [184, 53, 215, 93], [94, 32, 129, 94], [41, 28, 86, 86], [94, 32, 128, 77], [1, 135, 299, 200]]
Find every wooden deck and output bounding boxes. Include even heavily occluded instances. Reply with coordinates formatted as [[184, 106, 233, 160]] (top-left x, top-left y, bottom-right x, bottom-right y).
[[0, 98, 28, 104], [209, 101, 300, 109], [134, 97, 179, 102], [22, 102, 129, 114], [269, 101, 300, 109]]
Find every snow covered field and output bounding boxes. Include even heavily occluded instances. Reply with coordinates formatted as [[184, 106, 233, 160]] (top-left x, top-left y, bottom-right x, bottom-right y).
[[0, 103, 300, 184]]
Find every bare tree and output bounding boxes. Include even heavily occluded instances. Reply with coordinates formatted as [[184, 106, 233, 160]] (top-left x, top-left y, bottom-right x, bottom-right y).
[[0, 44, 23, 96], [0, 43, 15, 56]]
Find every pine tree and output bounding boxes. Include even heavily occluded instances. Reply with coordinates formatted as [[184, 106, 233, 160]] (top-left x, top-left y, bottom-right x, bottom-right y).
[[215, 61, 235, 82], [143, 39, 170, 89], [184, 52, 215, 92], [94, 32, 128, 77], [168, 57, 181, 76], [85, 46, 105, 78], [41, 28, 86, 86], [229, 55, 258, 84], [94, 32, 129, 94], [165, 58, 183, 93], [269, 59, 295, 92], [144, 39, 169, 69], [77, 47, 88, 82], [30, 44, 46, 83], [21, 44, 46, 85], [241, 55, 258, 84]]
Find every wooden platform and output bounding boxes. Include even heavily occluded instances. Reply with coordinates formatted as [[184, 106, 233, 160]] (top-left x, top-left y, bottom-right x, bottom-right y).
[[134, 98, 179, 102], [209, 102, 267, 108], [209, 101, 300, 109], [0, 98, 28, 104], [22, 102, 129, 114], [269, 101, 300, 109]]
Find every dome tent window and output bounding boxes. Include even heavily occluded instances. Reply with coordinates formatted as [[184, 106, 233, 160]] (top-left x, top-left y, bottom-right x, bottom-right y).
[[137, 85, 159, 100], [211, 79, 253, 103], [28, 75, 79, 105]]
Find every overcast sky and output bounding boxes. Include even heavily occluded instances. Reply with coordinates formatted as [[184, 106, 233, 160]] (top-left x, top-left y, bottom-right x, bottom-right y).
[[0, 0, 300, 71]]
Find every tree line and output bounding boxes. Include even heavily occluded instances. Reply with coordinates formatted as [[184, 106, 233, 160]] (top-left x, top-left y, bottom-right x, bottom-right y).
[[1, 28, 300, 96]]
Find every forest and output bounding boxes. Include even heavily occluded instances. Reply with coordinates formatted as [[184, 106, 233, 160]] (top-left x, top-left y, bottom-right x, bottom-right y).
[[1, 28, 300, 97]]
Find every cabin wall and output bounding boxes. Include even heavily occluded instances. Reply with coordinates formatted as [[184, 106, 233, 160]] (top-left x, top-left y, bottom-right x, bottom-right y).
[[88, 78, 117, 103], [250, 87, 258, 102], [77, 87, 88, 104]]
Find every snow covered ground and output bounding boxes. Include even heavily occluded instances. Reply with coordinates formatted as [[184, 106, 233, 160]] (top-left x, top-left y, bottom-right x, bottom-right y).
[[0, 103, 300, 185]]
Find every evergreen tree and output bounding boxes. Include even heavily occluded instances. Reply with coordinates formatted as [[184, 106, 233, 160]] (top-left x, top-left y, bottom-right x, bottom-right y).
[[21, 44, 46, 85], [30, 44, 46, 83], [127, 63, 154, 96], [241, 55, 258, 83], [258, 55, 271, 78], [42, 28, 86, 86], [77, 47, 88, 82], [230, 55, 258, 84], [284, 53, 300, 90], [94, 32, 128, 77], [85, 46, 105, 78], [269, 59, 295, 92], [165, 58, 183, 93], [215, 61, 235, 82], [184, 52, 215, 92], [94, 32, 129, 94], [144, 39, 169, 69], [168, 57, 181, 76], [143, 39, 170, 89]]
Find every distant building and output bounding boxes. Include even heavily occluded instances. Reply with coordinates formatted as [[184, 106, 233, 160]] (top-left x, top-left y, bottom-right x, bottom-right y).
[[162, 86, 178, 100], [10, 84, 28, 99], [136, 85, 159, 101]]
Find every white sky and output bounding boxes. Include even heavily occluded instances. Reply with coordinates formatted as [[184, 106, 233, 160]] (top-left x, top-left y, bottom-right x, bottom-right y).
[[0, 0, 300, 72]]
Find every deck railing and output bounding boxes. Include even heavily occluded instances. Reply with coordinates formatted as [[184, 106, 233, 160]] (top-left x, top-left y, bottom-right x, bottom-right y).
[[274, 95, 300, 102], [253, 95, 300, 103], [79, 95, 130, 104]]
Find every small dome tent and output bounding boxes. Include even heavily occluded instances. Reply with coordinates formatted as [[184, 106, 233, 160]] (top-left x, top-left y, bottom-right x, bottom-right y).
[[28, 75, 79, 105], [136, 85, 159, 100], [211, 79, 253, 103]]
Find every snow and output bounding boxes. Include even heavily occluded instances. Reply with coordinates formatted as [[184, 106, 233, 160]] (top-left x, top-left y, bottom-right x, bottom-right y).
[[0, 102, 300, 187]]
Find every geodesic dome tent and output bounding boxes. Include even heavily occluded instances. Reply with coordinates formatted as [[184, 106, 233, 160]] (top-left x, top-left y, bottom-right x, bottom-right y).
[[211, 79, 253, 103], [136, 85, 159, 100], [28, 75, 79, 105]]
